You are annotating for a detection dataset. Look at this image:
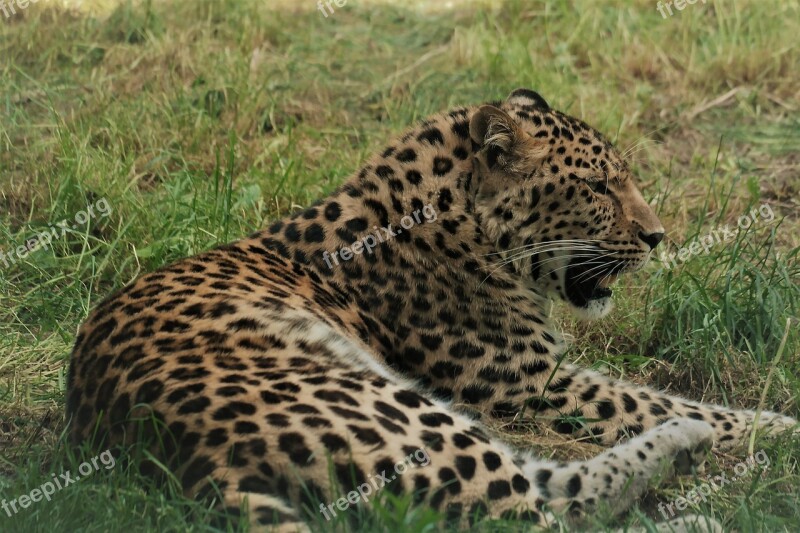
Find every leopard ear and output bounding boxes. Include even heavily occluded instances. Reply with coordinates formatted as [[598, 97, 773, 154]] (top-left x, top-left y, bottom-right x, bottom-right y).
[[469, 105, 519, 153], [506, 88, 549, 110], [469, 105, 548, 173]]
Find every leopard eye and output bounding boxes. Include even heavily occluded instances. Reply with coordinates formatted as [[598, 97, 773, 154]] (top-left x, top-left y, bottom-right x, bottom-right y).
[[587, 180, 609, 195]]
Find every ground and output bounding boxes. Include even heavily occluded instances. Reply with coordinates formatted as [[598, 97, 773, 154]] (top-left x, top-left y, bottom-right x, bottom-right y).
[[0, 0, 798, 531]]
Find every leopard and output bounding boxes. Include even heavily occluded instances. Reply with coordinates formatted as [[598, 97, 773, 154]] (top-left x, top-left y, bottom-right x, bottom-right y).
[[66, 88, 796, 532]]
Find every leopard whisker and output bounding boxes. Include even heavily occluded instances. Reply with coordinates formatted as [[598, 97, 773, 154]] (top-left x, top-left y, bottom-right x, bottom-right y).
[[482, 239, 604, 257], [493, 244, 603, 265]]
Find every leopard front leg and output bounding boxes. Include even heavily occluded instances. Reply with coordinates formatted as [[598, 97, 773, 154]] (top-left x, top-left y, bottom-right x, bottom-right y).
[[522, 418, 714, 521], [443, 348, 795, 450], [380, 296, 794, 450], [518, 361, 795, 450]]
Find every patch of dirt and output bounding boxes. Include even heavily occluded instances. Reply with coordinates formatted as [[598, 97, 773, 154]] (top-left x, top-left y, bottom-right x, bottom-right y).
[[0, 406, 64, 478]]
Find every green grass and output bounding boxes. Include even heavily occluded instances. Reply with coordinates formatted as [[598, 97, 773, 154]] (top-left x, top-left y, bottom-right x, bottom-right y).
[[1, 0, 798, 531]]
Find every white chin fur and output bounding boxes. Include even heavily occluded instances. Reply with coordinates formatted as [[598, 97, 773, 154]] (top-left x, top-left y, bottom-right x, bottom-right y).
[[568, 296, 613, 321]]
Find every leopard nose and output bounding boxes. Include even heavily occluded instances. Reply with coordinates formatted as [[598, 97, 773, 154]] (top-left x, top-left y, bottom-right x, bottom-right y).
[[638, 231, 664, 250]]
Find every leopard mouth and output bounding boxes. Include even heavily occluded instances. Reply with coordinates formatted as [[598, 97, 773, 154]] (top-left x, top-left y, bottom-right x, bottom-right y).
[[564, 262, 622, 307]]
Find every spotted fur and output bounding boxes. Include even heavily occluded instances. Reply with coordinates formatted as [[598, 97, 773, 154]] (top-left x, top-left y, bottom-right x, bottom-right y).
[[66, 89, 795, 530]]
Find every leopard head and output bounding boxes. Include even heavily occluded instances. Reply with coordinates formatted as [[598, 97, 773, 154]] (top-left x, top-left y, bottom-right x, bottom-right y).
[[469, 89, 664, 320]]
